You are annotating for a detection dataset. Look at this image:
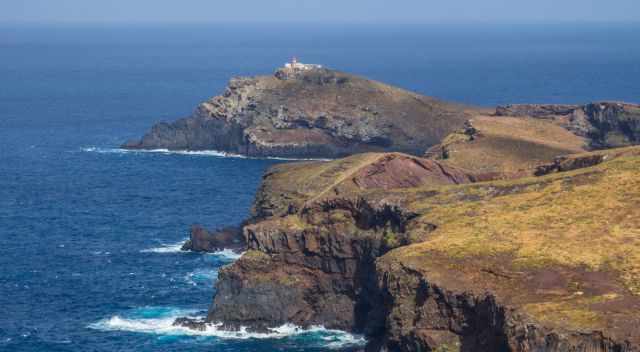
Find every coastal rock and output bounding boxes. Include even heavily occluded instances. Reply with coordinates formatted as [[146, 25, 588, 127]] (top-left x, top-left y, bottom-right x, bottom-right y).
[[208, 192, 434, 332], [123, 67, 475, 158], [181, 224, 245, 253]]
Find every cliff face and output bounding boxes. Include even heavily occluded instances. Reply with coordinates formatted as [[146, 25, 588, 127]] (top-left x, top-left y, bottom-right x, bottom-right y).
[[375, 259, 637, 352], [211, 205, 395, 333], [192, 147, 640, 351], [207, 154, 472, 334], [123, 68, 477, 158]]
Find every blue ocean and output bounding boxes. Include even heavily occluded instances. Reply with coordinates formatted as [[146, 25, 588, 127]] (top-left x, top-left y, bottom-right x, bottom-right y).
[[1, 23, 639, 351]]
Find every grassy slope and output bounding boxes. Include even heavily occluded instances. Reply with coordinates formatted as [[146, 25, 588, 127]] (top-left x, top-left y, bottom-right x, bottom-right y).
[[429, 115, 588, 173], [244, 69, 478, 153], [386, 147, 640, 338]]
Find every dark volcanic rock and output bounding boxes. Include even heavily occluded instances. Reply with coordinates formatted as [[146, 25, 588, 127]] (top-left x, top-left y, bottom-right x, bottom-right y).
[[374, 258, 639, 352], [181, 224, 245, 253], [495, 104, 579, 118], [207, 199, 419, 333], [123, 67, 474, 159], [173, 317, 207, 331]]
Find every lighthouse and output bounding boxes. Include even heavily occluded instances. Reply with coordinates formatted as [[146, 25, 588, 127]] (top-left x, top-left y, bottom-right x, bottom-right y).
[[284, 57, 322, 71]]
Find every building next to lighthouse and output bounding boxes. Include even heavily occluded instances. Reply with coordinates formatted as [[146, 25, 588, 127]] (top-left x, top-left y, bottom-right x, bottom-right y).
[[284, 57, 322, 71]]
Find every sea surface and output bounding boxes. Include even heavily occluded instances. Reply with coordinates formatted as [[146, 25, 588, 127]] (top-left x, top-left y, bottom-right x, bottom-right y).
[[1, 23, 639, 351]]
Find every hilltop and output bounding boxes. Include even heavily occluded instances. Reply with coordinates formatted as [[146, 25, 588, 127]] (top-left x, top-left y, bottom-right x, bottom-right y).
[[124, 63, 639, 160], [122, 63, 479, 158]]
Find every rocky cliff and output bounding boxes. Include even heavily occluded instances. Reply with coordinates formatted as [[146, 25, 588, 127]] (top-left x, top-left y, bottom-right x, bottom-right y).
[[205, 153, 475, 333], [180, 147, 640, 351], [123, 67, 479, 158]]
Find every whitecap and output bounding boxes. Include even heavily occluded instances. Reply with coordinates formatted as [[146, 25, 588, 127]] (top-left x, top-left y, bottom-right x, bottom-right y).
[[81, 146, 331, 161], [141, 240, 244, 260], [89, 307, 366, 348], [208, 249, 244, 260], [184, 268, 219, 286], [140, 240, 186, 254]]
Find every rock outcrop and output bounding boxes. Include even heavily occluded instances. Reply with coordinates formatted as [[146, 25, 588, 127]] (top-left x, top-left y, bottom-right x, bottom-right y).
[[123, 67, 477, 158], [179, 146, 640, 351], [181, 224, 245, 253]]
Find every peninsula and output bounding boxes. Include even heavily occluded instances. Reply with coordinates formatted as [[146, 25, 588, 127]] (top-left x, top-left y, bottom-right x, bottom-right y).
[[129, 62, 640, 351], [124, 60, 640, 160]]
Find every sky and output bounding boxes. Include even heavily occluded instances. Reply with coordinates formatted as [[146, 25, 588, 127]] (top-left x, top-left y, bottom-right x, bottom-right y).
[[1, 0, 639, 24]]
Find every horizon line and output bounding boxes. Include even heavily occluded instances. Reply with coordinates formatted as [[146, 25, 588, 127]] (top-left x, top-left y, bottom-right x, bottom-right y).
[[2, 19, 640, 27]]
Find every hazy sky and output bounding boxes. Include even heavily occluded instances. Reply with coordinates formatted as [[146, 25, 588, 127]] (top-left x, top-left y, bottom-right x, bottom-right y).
[[2, 0, 639, 24]]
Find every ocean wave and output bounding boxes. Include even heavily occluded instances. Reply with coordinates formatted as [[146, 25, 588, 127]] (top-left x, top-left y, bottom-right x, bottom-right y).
[[140, 240, 186, 254], [89, 306, 366, 348], [140, 241, 244, 261], [81, 147, 331, 161], [208, 249, 244, 260], [184, 268, 219, 286]]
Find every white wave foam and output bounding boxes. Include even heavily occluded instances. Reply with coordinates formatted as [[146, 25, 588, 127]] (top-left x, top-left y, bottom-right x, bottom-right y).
[[184, 268, 219, 286], [140, 240, 244, 260], [81, 146, 331, 161], [140, 240, 186, 254], [89, 307, 366, 348], [208, 249, 244, 260]]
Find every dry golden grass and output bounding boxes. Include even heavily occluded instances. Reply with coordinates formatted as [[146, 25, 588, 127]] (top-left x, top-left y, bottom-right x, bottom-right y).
[[373, 150, 640, 333], [434, 115, 588, 173], [407, 155, 640, 292]]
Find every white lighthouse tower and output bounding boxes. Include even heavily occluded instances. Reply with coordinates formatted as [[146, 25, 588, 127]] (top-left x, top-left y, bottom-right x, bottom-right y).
[[284, 57, 321, 71]]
